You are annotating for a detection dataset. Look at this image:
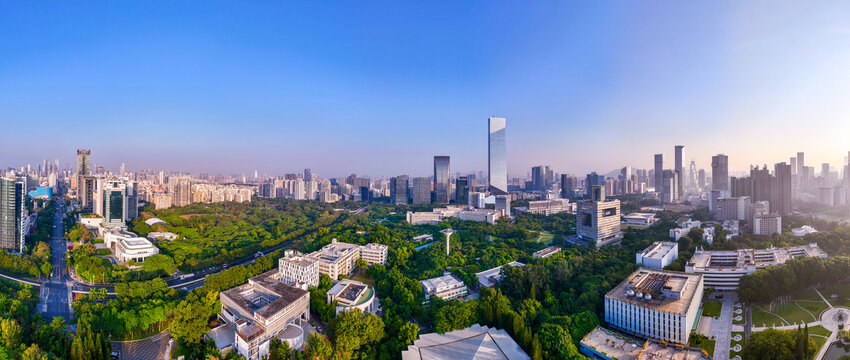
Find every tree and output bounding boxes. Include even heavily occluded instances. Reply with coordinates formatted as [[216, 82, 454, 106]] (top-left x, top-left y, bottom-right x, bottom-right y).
[[330, 310, 385, 358], [743, 328, 816, 360], [20, 344, 49, 360], [0, 319, 21, 348], [304, 333, 332, 360], [398, 321, 419, 346], [141, 254, 177, 276], [171, 291, 217, 345], [537, 323, 579, 359], [355, 258, 367, 271]]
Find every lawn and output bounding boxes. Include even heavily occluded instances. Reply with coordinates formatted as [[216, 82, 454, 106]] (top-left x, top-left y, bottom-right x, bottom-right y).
[[351, 273, 376, 288], [702, 300, 722, 318], [808, 325, 833, 351], [536, 231, 554, 244], [823, 283, 850, 308], [752, 294, 828, 327], [752, 305, 790, 328], [732, 306, 745, 324], [689, 334, 715, 358]]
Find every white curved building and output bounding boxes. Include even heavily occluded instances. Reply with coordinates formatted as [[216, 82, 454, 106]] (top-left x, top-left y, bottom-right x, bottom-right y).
[[326, 279, 378, 315]]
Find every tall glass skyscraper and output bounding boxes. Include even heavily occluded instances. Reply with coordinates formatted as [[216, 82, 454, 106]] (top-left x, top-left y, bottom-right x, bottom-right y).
[[433, 156, 451, 204], [488, 117, 507, 195], [0, 177, 25, 253]]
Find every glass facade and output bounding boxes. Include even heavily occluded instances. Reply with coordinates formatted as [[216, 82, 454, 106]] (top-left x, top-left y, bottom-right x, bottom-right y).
[[433, 156, 450, 204], [108, 190, 124, 221], [488, 117, 507, 195]]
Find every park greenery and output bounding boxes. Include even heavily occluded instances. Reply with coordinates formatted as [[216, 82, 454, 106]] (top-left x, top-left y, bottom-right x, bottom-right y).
[[0, 198, 54, 279], [0, 277, 79, 359], [742, 327, 816, 360]]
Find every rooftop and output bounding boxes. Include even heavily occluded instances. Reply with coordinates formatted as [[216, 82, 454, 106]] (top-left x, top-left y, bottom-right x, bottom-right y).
[[221, 269, 309, 321], [639, 242, 678, 260], [533, 246, 561, 258], [402, 324, 530, 360], [687, 243, 827, 271], [639, 340, 712, 360], [606, 268, 702, 315], [121, 237, 156, 249], [421, 273, 465, 292], [580, 327, 643, 360], [476, 262, 525, 287]]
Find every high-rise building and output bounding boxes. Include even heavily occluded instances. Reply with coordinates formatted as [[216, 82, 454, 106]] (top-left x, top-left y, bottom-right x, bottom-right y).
[[711, 154, 729, 191], [774, 162, 792, 216], [433, 156, 451, 204], [661, 170, 678, 203], [0, 177, 25, 253], [79, 175, 97, 212], [674, 145, 684, 197], [488, 117, 507, 196], [698, 169, 706, 190], [531, 166, 545, 191], [488, 117, 509, 215], [577, 185, 622, 248], [790, 157, 797, 176], [76, 149, 91, 176], [796, 152, 805, 177], [560, 174, 576, 198], [359, 186, 371, 202], [654, 154, 663, 191], [455, 177, 469, 205], [586, 172, 601, 198], [119, 162, 125, 176], [171, 177, 193, 207], [101, 176, 127, 228], [411, 177, 431, 205], [390, 175, 409, 205]]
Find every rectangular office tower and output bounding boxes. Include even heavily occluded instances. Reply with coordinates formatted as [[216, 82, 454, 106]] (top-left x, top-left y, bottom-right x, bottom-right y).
[[433, 156, 451, 204], [711, 154, 729, 190], [455, 176, 469, 205], [390, 175, 409, 205], [488, 117, 510, 215], [674, 145, 684, 198], [76, 149, 92, 176], [0, 177, 25, 253], [653, 154, 663, 191]]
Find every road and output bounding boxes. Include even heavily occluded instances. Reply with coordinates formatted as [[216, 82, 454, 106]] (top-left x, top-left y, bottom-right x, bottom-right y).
[[39, 193, 74, 322]]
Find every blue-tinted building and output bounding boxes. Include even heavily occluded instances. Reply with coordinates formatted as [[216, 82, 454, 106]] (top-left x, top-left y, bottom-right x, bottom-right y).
[[27, 187, 53, 198]]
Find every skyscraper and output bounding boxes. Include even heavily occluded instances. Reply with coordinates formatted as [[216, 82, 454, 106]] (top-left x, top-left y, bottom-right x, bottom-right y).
[[433, 156, 451, 204], [0, 177, 25, 253], [455, 176, 469, 205], [76, 149, 91, 176], [488, 117, 507, 195], [674, 145, 684, 197], [790, 157, 797, 176], [411, 177, 431, 205], [560, 174, 576, 199], [102, 176, 127, 228], [390, 175, 409, 205], [654, 154, 663, 191], [586, 172, 601, 198], [774, 162, 792, 216], [171, 176, 193, 207], [488, 117, 509, 215], [304, 168, 312, 182], [711, 154, 729, 191], [531, 166, 545, 191], [796, 152, 805, 178]]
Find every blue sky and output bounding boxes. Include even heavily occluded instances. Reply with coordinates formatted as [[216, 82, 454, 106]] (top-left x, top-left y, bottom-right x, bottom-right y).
[[2, 1, 850, 177]]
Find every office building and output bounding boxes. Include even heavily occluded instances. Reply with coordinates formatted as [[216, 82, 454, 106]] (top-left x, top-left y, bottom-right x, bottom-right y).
[[0, 177, 26, 253], [797, 152, 805, 178], [524, 198, 574, 215], [586, 172, 602, 198], [433, 156, 450, 204], [406, 206, 502, 225], [560, 173, 576, 198], [100, 176, 127, 228], [711, 154, 728, 191], [219, 270, 310, 360], [531, 165, 552, 191], [674, 145, 684, 197], [488, 117, 510, 215], [455, 176, 468, 205], [103, 230, 160, 263], [410, 177, 431, 205], [304, 239, 387, 280], [402, 324, 529, 360], [360, 243, 389, 266], [577, 186, 622, 248], [636, 242, 679, 269], [79, 175, 97, 211], [774, 162, 792, 216], [605, 268, 704, 344], [654, 154, 663, 190], [76, 149, 91, 176], [304, 168, 312, 182], [753, 213, 782, 236], [716, 196, 748, 221], [278, 250, 320, 289], [421, 273, 468, 301], [685, 244, 827, 290]]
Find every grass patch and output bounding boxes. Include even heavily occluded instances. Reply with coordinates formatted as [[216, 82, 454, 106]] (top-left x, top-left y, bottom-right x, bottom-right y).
[[689, 333, 715, 357], [752, 306, 790, 328], [351, 273, 376, 288], [702, 300, 722, 318], [808, 325, 832, 352], [822, 283, 850, 308], [730, 332, 744, 354], [753, 296, 825, 327], [796, 300, 830, 320], [95, 248, 112, 256]]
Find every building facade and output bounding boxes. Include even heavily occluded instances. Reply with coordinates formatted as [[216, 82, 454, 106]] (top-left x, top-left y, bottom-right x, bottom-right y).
[[433, 156, 450, 204], [577, 186, 622, 248]]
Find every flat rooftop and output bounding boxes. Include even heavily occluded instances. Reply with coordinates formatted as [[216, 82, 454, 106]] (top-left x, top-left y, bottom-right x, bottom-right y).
[[639, 340, 711, 360], [476, 261, 525, 287], [421, 274, 465, 292], [580, 327, 642, 360], [328, 280, 368, 302], [687, 243, 827, 271], [221, 269, 309, 321], [639, 242, 677, 260], [607, 268, 702, 315], [533, 246, 561, 258]]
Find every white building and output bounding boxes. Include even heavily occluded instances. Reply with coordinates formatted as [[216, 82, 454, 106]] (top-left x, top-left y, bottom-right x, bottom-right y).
[[406, 206, 502, 225], [304, 239, 388, 280], [278, 250, 320, 289], [576, 186, 622, 248], [525, 198, 574, 215], [532, 246, 561, 258], [622, 213, 658, 226], [792, 225, 818, 237], [605, 269, 704, 344], [476, 261, 525, 288], [402, 324, 529, 360], [753, 213, 782, 236], [685, 244, 827, 290], [360, 243, 388, 266], [326, 279, 378, 315], [636, 242, 679, 269], [103, 230, 160, 263], [421, 273, 468, 301]]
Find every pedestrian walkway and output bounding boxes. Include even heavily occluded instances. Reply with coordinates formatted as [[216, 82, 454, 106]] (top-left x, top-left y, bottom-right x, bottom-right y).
[[112, 330, 171, 360], [815, 288, 834, 309]]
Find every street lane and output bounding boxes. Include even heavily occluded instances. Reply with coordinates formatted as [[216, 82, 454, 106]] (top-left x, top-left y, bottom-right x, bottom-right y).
[[39, 192, 73, 322]]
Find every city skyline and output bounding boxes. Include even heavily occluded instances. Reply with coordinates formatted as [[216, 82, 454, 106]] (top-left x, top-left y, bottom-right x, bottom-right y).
[[3, 2, 850, 176]]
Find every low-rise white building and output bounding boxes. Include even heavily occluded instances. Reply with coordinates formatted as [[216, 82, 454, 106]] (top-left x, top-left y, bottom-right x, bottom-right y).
[[525, 198, 575, 215], [476, 261, 525, 288], [792, 225, 818, 237], [622, 213, 658, 226], [421, 273, 468, 301], [278, 250, 320, 289], [636, 242, 679, 269], [360, 243, 388, 266], [533, 246, 561, 258], [406, 206, 501, 225], [685, 243, 827, 290], [146, 232, 178, 241], [402, 324, 529, 360], [103, 230, 159, 263], [326, 279, 378, 315], [605, 268, 704, 344]]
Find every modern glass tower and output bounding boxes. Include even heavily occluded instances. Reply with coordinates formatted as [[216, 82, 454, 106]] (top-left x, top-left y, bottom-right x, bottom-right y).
[[674, 145, 684, 198], [0, 177, 25, 253], [488, 117, 507, 195], [433, 156, 451, 204]]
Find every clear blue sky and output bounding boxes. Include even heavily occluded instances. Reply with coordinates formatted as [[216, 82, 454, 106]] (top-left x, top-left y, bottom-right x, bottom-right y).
[[2, 1, 850, 177]]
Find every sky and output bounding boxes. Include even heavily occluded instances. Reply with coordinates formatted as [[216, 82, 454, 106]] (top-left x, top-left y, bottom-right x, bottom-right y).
[[2, 1, 850, 178]]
